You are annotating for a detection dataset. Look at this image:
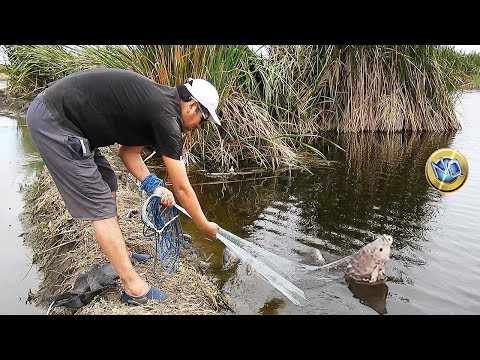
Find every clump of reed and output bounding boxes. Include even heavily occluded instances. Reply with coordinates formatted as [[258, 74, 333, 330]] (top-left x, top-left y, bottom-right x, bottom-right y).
[[1, 45, 90, 98], [437, 45, 480, 89], [268, 45, 464, 133]]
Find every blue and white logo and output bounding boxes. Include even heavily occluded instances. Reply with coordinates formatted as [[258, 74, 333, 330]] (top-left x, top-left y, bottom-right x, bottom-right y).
[[426, 148, 468, 193], [430, 157, 463, 183]]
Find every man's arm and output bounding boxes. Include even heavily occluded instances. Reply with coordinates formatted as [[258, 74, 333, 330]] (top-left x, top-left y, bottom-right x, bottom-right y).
[[118, 145, 217, 237], [163, 155, 218, 238], [118, 145, 175, 207], [118, 145, 150, 181]]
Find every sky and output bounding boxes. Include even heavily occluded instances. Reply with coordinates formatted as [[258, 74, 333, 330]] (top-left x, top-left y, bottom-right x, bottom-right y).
[[450, 45, 480, 54]]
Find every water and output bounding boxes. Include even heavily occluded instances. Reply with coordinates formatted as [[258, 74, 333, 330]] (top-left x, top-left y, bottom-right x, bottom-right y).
[[1, 77, 479, 315], [180, 91, 480, 315], [0, 81, 43, 314]]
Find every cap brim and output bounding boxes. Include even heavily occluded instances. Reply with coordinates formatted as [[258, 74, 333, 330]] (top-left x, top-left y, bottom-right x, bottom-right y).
[[207, 109, 221, 126]]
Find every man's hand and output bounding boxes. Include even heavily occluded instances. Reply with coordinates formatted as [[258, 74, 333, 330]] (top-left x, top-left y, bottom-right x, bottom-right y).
[[153, 186, 175, 208], [200, 221, 219, 238]]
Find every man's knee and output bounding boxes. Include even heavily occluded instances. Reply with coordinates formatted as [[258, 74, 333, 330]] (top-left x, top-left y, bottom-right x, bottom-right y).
[[92, 215, 119, 228]]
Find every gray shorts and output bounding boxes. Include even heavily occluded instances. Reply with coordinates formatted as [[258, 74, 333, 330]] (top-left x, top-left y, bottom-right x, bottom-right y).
[[26, 92, 117, 220]]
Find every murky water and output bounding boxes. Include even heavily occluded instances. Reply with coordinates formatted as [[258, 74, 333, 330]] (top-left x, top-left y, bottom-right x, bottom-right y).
[[180, 91, 480, 315], [2, 78, 479, 315], [1, 80, 43, 314]]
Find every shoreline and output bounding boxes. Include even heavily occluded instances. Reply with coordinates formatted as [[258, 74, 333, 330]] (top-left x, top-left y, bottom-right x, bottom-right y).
[[0, 87, 31, 118]]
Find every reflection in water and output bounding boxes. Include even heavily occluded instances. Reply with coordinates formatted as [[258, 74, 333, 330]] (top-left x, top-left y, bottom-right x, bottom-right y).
[[301, 131, 455, 256], [258, 298, 286, 315], [347, 279, 389, 315]]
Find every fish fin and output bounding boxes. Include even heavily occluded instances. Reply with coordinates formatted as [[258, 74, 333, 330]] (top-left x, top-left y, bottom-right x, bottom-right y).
[[51, 294, 85, 309], [370, 267, 380, 283]]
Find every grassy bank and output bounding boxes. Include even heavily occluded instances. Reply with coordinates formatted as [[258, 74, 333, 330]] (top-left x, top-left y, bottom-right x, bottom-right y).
[[22, 145, 230, 315]]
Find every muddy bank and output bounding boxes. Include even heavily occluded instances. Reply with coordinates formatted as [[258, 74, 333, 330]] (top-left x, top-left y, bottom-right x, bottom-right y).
[[22, 147, 230, 315], [1, 87, 230, 315], [0, 87, 31, 117], [22, 162, 231, 315]]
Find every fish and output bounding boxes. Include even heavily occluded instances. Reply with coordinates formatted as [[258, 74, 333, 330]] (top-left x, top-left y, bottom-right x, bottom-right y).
[[309, 248, 325, 266], [47, 262, 119, 309], [344, 234, 393, 283], [222, 247, 240, 270], [222, 246, 255, 275], [45, 252, 153, 309]]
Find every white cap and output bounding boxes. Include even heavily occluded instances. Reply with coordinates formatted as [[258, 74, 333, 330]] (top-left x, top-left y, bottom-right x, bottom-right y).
[[184, 78, 221, 125]]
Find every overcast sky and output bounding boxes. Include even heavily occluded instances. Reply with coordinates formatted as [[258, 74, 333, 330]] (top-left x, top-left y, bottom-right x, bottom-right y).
[[451, 45, 480, 54]]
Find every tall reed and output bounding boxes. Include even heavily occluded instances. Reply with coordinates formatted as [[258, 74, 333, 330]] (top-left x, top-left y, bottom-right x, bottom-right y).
[[267, 45, 464, 133], [2, 45, 88, 98]]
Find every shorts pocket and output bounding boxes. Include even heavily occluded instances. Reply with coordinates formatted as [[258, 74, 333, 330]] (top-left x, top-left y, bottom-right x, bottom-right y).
[[65, 136, 91, 160]]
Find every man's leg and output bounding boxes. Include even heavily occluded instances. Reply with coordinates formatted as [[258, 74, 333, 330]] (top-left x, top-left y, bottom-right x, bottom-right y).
[[92, 216, 149, 296], [93, 148, 150, 262]]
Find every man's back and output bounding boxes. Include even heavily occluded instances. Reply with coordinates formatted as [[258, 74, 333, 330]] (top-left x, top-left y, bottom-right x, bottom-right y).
[[43, 68, 182, 151]]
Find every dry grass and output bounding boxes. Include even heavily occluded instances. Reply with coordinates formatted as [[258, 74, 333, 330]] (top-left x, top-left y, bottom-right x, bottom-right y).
[[21, 145, 231, 315], [194, 91, 299, 170], [269, 46, 462, 134]]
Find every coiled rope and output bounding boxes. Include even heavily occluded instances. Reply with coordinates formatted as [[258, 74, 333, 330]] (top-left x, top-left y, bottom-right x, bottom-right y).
[[140, 174, 183, 280]]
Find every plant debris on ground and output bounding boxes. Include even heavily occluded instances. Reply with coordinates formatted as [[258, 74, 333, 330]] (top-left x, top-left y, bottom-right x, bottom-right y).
[[20, 144, 232, 315]]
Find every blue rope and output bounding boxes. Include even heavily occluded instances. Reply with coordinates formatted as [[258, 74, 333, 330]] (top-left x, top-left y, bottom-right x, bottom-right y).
[[140, 174, 164, 195], [141, 193, 183, 280]]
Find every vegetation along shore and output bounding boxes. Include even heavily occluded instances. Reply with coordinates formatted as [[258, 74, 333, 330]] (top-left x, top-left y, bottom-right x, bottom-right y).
[[1, 45, 479, 314]]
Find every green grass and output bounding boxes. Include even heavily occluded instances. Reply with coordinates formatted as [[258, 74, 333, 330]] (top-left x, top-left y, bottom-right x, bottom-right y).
[[0, 45, 302, 170], [473, 72, 480, 87]]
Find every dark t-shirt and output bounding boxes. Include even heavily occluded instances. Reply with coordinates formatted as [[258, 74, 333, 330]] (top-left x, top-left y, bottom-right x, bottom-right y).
[[42, 67, 183, 160]]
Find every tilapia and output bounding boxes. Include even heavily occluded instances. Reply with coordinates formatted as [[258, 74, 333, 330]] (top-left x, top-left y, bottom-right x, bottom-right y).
[[222, 247, 240, 270], [221, 234, 392, 284], [305, 248, 325, 266], [344, 234, 393, 283], [222, 246, 255, 275], [46, 252, 151, 309], [47, 263, 119, 309]]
